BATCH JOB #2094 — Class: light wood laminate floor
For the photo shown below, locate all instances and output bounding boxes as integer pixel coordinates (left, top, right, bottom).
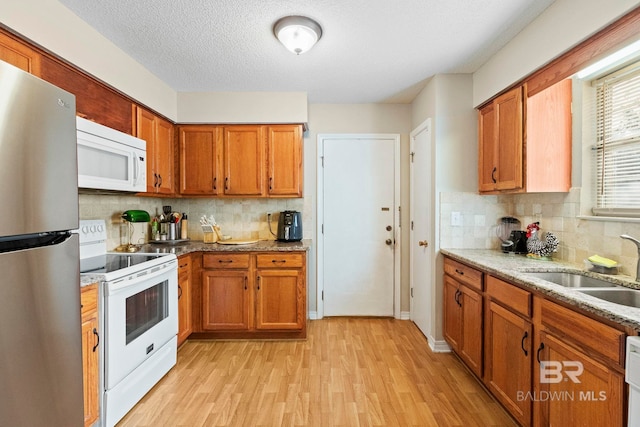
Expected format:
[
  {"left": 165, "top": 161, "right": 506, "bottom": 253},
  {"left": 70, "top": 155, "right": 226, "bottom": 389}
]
[{"left": 118, "top": 318, "right": 516, "bottom": 426}]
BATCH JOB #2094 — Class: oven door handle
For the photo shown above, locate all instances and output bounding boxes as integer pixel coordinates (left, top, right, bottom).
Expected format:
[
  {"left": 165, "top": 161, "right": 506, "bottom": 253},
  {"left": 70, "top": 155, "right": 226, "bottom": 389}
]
[{"left": 106, "top": 261, "right": 177, "bottom": 295}]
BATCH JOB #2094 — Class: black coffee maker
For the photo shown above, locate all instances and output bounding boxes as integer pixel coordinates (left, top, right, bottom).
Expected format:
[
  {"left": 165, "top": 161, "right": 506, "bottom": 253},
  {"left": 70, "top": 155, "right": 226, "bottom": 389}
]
[
  {"left": 277, "top": 210, "right": 303, "bottom": 241},
  {"left": 503, "top": 230, "right": 528, "bottom": 254}
]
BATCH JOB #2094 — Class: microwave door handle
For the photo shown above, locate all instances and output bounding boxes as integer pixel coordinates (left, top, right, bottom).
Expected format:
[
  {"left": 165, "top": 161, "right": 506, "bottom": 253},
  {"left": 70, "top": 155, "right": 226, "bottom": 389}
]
[{"left": 134, "top": 153, "right": 141, "bottom": 185}]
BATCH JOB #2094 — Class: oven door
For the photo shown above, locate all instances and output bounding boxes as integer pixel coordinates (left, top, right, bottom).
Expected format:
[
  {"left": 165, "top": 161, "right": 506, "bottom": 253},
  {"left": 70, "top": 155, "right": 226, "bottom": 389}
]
[{"left": 104, "top": 262, "right": 177, "bottom": 389}]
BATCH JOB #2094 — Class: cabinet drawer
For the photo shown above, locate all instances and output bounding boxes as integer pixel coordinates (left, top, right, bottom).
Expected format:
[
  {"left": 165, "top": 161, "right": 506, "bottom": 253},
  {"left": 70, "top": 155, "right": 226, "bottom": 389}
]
[
  {"left": 203, "top": 253, "right": 250, "bottom": 269},
  {"left": 486, "top": 275, "right": 531, "bottom": 318},
  {"left": 540, "top": 298, "right": 625, "bottom": 366},
  {"left": 256, "top": 253, "right": 304, "bottom": 268},
  {"left": 444, "top": 258, "right": 483, "bottom": 291},
  {"left": 81, "top": 284, "right": 98, "bottom": 318}
]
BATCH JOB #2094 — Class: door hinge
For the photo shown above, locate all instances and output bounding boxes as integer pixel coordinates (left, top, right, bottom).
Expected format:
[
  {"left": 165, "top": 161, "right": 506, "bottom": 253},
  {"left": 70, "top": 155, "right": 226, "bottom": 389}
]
[
  {"left": 411, "top": 220, "right": 414, "bottom": 230},
  {"left": 411, "top": 287, "right": 414, "bottom": 298},
  {"left": 321, "top": 156, "right": 324, "bottom": 167},
  {"left": 321, "top": 224, "right": 324, "bottom": 234},
  {"left": 410, "top": 152, "right": 415, "bottom": 163},
  {"left": 398, "top": 206, "right": 401, "bottom": 228},
  {"left": 322, "top": 290, "right": 324, "bottom": 301}
]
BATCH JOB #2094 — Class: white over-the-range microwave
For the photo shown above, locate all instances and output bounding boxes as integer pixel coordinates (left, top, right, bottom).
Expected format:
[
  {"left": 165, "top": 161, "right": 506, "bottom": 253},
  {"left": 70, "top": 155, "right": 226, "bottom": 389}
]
[{"left": 76, "top": 116, "right": 147, "bottom": 192}]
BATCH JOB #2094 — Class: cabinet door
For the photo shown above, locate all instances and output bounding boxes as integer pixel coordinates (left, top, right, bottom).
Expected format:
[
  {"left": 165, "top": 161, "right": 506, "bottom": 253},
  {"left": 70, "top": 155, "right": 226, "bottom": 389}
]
[
  {"left": 202, "top": 270, "right": 251, "bottom": 331},
  {"left": 494, "top": 86, "right": 523, "bottom": 191},
  {"left": 179, "top": 126, "right": 222, "bottom": 195},
  {"left": 485, "top": 301, "right": 532, "bottom": 427},
  {"left": 478, "top": 103, "right": 497, "bottom": 192},
  {"left": 255, "top": 269, "right": 304, "bottom": 330},
  {"left": 80, "top": 285, "right": 99, "bottom": 427},
  {"left": 443, "top": 275, "right": 461, "bottom": 351},
  {"left": 223, "top": 126, "right": 265, "bottom": 196},
  {"left": 155, "top": 116, "right": 175, "bottom": 195},
  {"left": 135, "top": 107, "right": 159, "bottom": 193},
  {"left": 536, "top": 332, "right": 624, "bottom": 427},
  {"left": 525, "top": 79, "right": 572, "bottom": 192},
  {"left": 267, "top": 125, "right": 303, "bottom": 197},
  {"left": 177, "top": 255, "right": 192, "bottom": 346},
  {"left": 460, "top": 285, "right": 483, "bottom": 377},
  {"left": 0, "top": 30, "right": 41, "bottom": 76}
]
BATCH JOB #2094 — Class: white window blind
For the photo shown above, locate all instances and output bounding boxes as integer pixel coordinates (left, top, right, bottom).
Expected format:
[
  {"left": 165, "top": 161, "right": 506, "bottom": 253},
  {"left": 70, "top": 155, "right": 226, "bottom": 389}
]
[{"left": 592, "top": 62, "right": 640, "bottom": 217}]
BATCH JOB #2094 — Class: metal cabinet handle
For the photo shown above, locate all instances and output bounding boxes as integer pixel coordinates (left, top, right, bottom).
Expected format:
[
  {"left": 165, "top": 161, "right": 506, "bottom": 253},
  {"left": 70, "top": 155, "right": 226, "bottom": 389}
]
[
  {"left": 269, "top": 177, "right": 273, "bottom": 191},
  {"left": 257, "top": 276, "right": 261, "bottom": 290},
  {"left": 271, "top": 259, "right": 286, "bottom": 264},
  {"left": 225, "top": 177, "right": 229, "bottom": 190},
  {"left": 218, "top": 259, "right": 233, "bottom": 264},
  {"left": 244, "top": 276, "right": 248, "bottom": 290},
  {"left": 536, "top": 342, "right": 545, "bottom": 364},
  {"left": 178, "top": 284, "right": 182, "bottom": 299},
  {"left": 213, "top": 177, "right": 217, "bottom": 190},
  {"left": 158, "top": 174, "right": 163, "bottom": 187},
  {"left": 454, "top": 289, "right": 462, "bottom": 307},
  {"left": 154, "top": 173, "right": 159, "bottom": 187},
  {"left": 491, "top": 167, "right": 497, "bottom": 184},
  {"left": 92, "top": 328, "right": 99, "bottom": 352},
  {"left": 521, "top": 331, "right": 528, "bottom": 356},
  {"left": 455, "top": 269, "right": 465, "bottom": 276}
]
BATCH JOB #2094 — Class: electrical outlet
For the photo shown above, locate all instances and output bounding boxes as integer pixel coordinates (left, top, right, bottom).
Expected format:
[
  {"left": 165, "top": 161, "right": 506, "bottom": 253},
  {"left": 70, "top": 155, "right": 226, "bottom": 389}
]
[{"left": 451, "top": 211, "right": 463, "bottom": 227}]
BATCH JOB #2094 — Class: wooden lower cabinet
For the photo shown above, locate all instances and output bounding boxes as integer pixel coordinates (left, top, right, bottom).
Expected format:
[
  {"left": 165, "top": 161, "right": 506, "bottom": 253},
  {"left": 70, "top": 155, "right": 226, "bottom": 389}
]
[
  {"left": 177, "top": 255, "right": 192, "bottom": 345},
  {"left": 443, "top": 261, "right": 483, "bottom": 378},
  {"left": 80, "top": 284, "right": 99, "bottom": 427},
  {"left": 199, "top": 251, "right": 306, "bottom": 339},
  {"left": 485, "top": 301, "right": 533, "bottom": 426},
  {"left": 536, "top": 331, "right": 624, "bottom": 427},
  {"left": 443, "top": 256, "right": 628, "bottom": 427}
]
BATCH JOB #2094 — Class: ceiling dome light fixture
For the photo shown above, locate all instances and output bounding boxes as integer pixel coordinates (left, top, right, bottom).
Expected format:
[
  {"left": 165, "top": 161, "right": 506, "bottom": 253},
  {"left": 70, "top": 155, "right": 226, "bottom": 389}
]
[{"left": 273, "top": 15, "right": 322, "bottom": 55}]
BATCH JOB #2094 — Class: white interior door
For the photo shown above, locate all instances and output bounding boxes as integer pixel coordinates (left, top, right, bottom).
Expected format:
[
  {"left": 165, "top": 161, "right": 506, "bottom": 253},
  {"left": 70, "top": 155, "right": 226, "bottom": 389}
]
[
  {"left": 320, "top": 135, "right": 399, "bottom": 317},
  {"left": 410, "top": 119, "right": 433, "bottom": 336}
]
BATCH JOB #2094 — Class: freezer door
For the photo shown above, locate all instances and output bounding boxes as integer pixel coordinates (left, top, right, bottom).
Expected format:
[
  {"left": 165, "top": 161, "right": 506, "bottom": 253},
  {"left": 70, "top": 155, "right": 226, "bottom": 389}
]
[
  {"left": 0, "top": 60, "right": 78, "bottom": 237},
  {"left": 0, "top": 234, "right": 84, "bottom": 426}
]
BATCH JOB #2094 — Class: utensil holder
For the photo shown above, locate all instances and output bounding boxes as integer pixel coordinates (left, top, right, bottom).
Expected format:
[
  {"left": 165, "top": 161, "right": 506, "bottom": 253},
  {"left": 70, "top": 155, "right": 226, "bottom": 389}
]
[{"left": 203, "top": 231, "right": 217, "bottom": 243}]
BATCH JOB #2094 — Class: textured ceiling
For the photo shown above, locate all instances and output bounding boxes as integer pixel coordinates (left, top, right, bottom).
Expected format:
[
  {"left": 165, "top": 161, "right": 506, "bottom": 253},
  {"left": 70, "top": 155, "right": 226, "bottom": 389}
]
[{"left": 56, "top": 0, "right": 556, "bottom": 103}]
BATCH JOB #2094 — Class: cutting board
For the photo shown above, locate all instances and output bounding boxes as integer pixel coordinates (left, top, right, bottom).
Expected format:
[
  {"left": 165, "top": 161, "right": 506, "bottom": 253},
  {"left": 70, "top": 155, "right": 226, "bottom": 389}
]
[{"left": 216, "top": 239, "right": 259, "bottom": 245}]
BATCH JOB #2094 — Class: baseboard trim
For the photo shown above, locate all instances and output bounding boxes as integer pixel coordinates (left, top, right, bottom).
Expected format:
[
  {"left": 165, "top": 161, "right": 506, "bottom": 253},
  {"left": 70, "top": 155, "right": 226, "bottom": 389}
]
[
  {"left": 399, "top": 311, "right": 410, "bottom": 320},
  {"left": 308, "top": 311, "right": 319, "bottom": 320},
  {"left": 428, "top": 337, "right": 451, "bottom": 353}
]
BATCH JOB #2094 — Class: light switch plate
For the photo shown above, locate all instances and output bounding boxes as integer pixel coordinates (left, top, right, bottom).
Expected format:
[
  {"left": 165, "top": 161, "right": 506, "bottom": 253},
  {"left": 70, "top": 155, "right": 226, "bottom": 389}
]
[{"left": 451, "top": 211, "right": 463, "bottom": 227}]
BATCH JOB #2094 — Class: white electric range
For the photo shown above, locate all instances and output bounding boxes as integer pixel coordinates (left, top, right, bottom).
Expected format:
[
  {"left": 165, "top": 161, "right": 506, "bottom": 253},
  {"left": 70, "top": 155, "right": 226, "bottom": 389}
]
[{"left": 79, "top": 220, "right": 178, "bottom": 427}]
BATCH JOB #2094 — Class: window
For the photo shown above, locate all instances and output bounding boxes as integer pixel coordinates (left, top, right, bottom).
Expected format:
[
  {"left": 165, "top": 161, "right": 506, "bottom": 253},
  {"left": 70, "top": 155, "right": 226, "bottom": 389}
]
[{"left": 591, "top": 61, "right": 640, "bottom": 217}]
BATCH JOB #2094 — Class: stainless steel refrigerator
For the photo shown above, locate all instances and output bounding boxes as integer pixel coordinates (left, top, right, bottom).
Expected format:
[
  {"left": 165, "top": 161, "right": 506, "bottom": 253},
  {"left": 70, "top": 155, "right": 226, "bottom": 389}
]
[{"left": 0, "top": 60, "right": 84, "bottom": 426}]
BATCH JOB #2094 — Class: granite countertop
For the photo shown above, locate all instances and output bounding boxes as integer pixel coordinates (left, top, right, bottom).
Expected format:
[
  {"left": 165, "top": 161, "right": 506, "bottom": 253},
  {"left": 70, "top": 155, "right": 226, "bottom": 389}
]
[
  {"left": 80, "top": 239, "right": 311, "bottom": 287},
  {"left": 441, "top": 248, "right": 640, "bottom": 331}
]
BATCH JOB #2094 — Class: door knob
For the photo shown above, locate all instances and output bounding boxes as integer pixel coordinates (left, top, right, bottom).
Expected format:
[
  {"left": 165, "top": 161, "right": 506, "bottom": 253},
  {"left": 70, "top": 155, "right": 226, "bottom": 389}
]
[
  {"left": 418, "top": 240, "right": 429, "bottom": 247},
  {"left": 385, "top": 239, "right": 393, "bottom": 245},
  {"left": 386, "top": 225, "right": 392, "bottom": 231}
]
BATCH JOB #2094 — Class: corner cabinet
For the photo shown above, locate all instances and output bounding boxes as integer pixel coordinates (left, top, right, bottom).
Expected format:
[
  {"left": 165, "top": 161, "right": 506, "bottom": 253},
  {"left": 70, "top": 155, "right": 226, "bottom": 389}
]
[
  {"left": 199, "top": 251, "right": 306, "bottom": 339},
  {"left": 478, "top": 79, "right": 571, "bottom": 194},
  {"left": 80, "top": 284, "right": 99, "bottom": 427},
  {"left": 177, "top": 124, "right": 303, "bottom": 198},
  {"left": 133, "top": 106, "right": 175, "bottom": 195}
]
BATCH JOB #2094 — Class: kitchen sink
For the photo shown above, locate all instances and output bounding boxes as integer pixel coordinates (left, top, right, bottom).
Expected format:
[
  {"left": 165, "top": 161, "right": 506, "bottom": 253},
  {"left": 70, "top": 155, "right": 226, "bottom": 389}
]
[
  {"left": 522, "top": 271, "right": 620, "bottom": 288},
  {"left": 577, "top": 288, "right": 640, "bottom": 308}
]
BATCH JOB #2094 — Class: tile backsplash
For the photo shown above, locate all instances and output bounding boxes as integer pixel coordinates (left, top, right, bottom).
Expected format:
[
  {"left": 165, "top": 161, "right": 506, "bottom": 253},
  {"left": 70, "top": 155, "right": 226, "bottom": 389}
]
[
  {"left": 79, "top": 193, "right": 307, "bottom": 250},
  {"left": 439, "top": 188, "right": 640, "bottom": 277}
]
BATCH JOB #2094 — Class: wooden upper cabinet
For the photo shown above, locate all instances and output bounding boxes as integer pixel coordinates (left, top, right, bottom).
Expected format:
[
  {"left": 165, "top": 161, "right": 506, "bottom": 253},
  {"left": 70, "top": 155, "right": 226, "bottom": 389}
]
[
  {"left": 134, "top": 106, "right": 175, "bottom": 195},
  {"left": 525, "top": 79, "right": 572, "bottom": 192},
  {"left": 0, "top": 30, "right": 41, "bottom": 76},
  {"left": 478, "top": 81, "right": 571, "bottom": 194},
  {"left": 267, "top": 125, "right": 303, "bottom": 197},
  {"left": 179, "top": 125, "right": 222, "bottom": 195},
  {"left": 223, "top": 125, "right": 265, "bottom": 196},
  {"left": 478, "top": 86, "right": 524, "bottom": 193}
]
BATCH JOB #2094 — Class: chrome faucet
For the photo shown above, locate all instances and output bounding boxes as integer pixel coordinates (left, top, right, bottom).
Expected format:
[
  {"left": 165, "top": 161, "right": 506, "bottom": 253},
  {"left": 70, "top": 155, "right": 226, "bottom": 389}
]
[{"left": 621, "top": 234, "right": 640, "bottom": 282}]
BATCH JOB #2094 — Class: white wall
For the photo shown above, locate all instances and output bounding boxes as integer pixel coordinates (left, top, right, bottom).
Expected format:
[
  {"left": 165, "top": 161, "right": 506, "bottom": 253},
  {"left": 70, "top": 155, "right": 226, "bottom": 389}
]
[
  {"left": 473, "top": 0, "right": 640, "bottom": 106},
  {"left": 410, "top": 74, "right": 476, "bottom": 346},
  {"left": 177, "top": 92, "right": 308, "bottom": 124},
  {"left": 0, "top": 0, "right": 179, "bottom": 119}
]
